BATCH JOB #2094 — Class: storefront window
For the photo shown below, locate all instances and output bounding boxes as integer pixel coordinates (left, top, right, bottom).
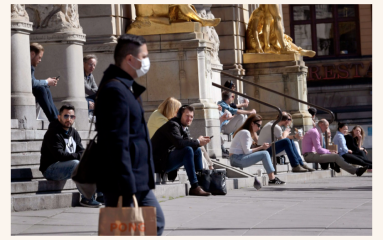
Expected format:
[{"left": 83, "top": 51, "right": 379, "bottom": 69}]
[{"left": 290, "top": 4, "right": 360, "bottom": 58}]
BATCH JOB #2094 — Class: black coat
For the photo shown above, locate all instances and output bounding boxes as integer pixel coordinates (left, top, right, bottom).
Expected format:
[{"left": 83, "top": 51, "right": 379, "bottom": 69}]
[
  {"left": 344, "top": 134, "right": 367, "bottom": 159},
  {"left": 39, "top": 120, "right": 84, "bottom": 173},
  {"left": 95, "top": 64, "right": 155, "bottom": 195},
  {"left": 151, "top": 117, "right": 200, "bottom": 173}
]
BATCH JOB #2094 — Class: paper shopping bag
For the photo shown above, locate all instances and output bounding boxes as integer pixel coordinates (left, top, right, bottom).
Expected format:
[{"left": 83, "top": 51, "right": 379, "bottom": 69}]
[{"left": 98, "top": 195, "right": 157, "bottom": 236}]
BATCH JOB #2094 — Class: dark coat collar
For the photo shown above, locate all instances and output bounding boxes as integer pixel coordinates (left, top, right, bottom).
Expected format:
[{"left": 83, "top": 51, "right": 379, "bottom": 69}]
[{"left": 101, "top": 64, "right": 146, "bottom": 98}]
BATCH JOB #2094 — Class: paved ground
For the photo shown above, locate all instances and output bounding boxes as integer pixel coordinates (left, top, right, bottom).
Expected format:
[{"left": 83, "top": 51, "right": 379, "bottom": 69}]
[{"left": 11, "top": 173, "right": 372, "bottom": 236}]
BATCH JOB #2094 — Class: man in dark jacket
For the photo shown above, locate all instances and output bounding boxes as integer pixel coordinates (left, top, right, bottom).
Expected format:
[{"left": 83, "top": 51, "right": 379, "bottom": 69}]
[
  {"left": 39, "top": 104, "right": 102, "bottom": 207},
  {"left": 151, "top": 105, "right": 212, "bottom": 196},
  {"left": 95, "top": 34, "right": 164, "bottom": 236}
]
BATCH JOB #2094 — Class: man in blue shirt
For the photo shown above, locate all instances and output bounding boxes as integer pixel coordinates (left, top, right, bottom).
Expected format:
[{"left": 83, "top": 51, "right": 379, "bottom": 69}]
[
  {"left": 218, "top": 91, "right": 256, "bottom": 135},
  {"left": 30, "top": 43, "right": 59, "bottom": 122}
]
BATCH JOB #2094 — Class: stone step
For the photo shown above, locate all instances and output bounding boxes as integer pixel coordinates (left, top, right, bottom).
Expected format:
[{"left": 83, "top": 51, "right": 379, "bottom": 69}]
[
  {"left": 11, "top": 166, "right": 43, "bottom": 180},
  {"left": 11, "top": 190, "right": 80, "bottom": 212},
  {"left": 11, "top": 140, "right": 89, "bottom": 153},
  {"left": 259, "top": 169, "right": 334, "bottom": 185},
  {"left": 35, "top": 120, "right": 50, "bottom": 130},
  {"left": 11, "top": 152, "right": 41, "bottom": 166},
  {"left": 11, "top": 179, "right": 77, "bottom": 194},
  {"left": 11, "top": 119, "right": 19, "bottom": 129},
  {"left": 11, "top": 129, "right": 97, "bottom": 141}
]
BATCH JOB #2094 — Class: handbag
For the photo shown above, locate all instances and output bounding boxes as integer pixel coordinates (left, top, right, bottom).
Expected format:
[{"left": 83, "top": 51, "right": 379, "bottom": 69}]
[
  {"left": 196, "top": 169, "right": 227, "bottom": 195},
  {"left": 98, "top": 195, "right": 157, "bottom": 236}
]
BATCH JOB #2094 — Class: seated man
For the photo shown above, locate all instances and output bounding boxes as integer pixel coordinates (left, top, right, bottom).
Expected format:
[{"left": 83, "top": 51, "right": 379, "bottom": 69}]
[
  {"left": 151, "top": 105, "right": 211, "bottom": 196},
  {"left": 83, "top": 54, "right": 98, "bottom": 117},
  {"left": 218, "top": 91, "right": 256, "bottom": 135},
  {"left": 30, "top": 43, "right": 59, "bottom": 122},
  {"left": 258, "top": 112, "right": 315, "bottom": 172},
  {"left": 223, "top": 80, "right": 249, "bottom": 109},
  {"left": 301, "top": 119, "right": 368, "bottom": 176},
  {"left": 39, "top": 104, "right": 103, "bottom": 207}
]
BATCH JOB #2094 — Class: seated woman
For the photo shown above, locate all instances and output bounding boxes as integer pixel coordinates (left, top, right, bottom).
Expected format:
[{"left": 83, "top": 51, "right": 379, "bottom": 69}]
[
  {"left": 344, "top": 125, "right": 372, "bottom": 168},
  {"left": 229, "top": 114, "right": 286, "bottom": 188},
  {"left": 147, "top": 97, "right": 213, "bottom": 169},
  {"left": 333, "top": 123, "right": 372, "bottom": 169}
]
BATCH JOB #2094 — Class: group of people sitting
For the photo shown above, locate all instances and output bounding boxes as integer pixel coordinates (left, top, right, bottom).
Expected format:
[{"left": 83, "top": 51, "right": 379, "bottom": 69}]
[{"left": 30, "top": 42, "right": 99, "bottom": 123}]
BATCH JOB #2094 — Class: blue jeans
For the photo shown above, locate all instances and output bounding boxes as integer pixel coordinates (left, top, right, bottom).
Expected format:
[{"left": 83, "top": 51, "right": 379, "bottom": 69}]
[
  {"left": 266, "top": 138, "right": 304, "bottom": 167},
  {"left": 43, "top": 160, "right": 101, "bottom": 200},
  {"left": 166, "top": 146, "right": 202, "bottom": 185},
  {"left": 86, "top": 94, "right": 96, "bottom": 114},
  {"left": 32, "top": 85, "right": 59, "bottom": 122},
  {"left": 104, "top": 190, "right": 165, "bottom": 236},
  {"left": 229, "top": 151, "right": 275, "bottom": 174}
]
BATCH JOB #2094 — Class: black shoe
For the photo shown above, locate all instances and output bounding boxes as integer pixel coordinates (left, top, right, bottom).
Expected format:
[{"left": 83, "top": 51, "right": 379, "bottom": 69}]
[
  {"left": 80, "top": 198, "right": 102, "bottom": 208},
  {"left": 356, "top": 166, "right": 368, "bottom": 177},
  {"left": 96, "top": 195, "right": 104, "bottom": 204},
  {"left": 222, "top": 151, "right": 229, "bottom": 158},
  {"left": 268, "top": 177, "right": 286, "bottom": 185}
]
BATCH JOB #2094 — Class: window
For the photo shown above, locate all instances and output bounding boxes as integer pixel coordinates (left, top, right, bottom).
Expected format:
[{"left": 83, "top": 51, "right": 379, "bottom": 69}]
[{"left": 290, "top": 5, "right": 360, "bottom": 59}]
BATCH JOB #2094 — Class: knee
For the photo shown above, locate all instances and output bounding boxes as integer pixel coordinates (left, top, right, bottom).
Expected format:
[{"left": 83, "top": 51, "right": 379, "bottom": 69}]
[
  {"left": 70, "top": 160, "right": 80, "bottom": 168},
  {"left": 184, "top": 146, "right": 194, "bottom": 156}
]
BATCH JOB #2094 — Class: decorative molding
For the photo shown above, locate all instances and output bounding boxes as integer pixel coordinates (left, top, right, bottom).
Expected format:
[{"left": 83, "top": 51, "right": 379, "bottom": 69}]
[
  {"left": 30, "top": 32, "right": 86, "bottom": 43},
  {"left": 11, "top": 4, "right": 29, "bottom": 22},
  {"left": 83, "top": 44, "right": 116, "bottom": 53},
  {"left": 26, "top": 4, "right": 83, "bottom": 34},
  {"left": 11, "top": 21, "right": 33, "bottom": 32}
]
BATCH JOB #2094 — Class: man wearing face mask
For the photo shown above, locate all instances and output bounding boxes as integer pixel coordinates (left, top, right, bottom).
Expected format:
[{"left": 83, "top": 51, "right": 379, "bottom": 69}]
[{"left": 95, "top": 34, "right": 165, "bottom": 235}]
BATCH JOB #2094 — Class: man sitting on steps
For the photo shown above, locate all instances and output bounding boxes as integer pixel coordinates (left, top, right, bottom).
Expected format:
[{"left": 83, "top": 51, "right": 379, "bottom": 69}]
[
  {"left": 151, "top": 105, "right": 212, "bottom": 196},
  {"left": 39, "top": 104, "right": 103, "bottom": 207}
]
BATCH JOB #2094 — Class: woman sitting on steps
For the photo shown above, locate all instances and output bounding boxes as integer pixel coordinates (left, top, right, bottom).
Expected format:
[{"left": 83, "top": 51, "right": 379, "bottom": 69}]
[{"left": 229, "top": 114, "right": 286, "bottom": 189}]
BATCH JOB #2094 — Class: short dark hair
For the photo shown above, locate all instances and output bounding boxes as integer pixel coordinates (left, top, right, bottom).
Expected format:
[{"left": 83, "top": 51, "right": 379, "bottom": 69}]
[
  {"left": 224, "top": 80, "right": 235, "bottom": 89},
  {"left": 308, "top": 107, "right": 317, "bottom": 117},
  {"left": 114, "top": 34, "right": 147, "bottom": 66},
  {"left": 59, "top": 104, "right": 75, "bottom": 114},
  {"left": 222, "top": 91, "right": 232, "bottom": 101},
  {"left": 30, "top": 43, "right": 44, "bottom": 55},
  {"left": 276, "top": 112, "right": 291, "bottom": 121},
  {"left": 338, "top": 122, "right": 347, "bottom": 131},
  {"left": 177, "top": 105, "right": 194, "bottom": 118}
]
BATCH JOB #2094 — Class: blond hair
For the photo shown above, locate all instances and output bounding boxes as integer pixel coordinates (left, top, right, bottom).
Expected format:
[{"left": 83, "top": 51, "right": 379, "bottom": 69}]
[{"left": 157, "top": 97, "right": 182, "bottom": 119}]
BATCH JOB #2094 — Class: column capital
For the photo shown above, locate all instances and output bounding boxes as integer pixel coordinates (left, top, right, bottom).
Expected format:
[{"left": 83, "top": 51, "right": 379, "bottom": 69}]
[{"left": 30, "top": 32, "right": 86, "bottom": 44}]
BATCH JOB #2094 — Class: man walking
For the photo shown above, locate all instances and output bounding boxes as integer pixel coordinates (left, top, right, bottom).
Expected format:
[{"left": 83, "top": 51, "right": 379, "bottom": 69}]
[
  {"left": 151, "top": 105, "right": 212, "bottom": 196},
  {"left": 302, "top": 119, "right": 368, "bottom": 176},
  {"left": 39, "top": 104, "right": 102, "bottom": 207},
  {"left": 95, "top": 34, "right": 165, "bottom": 235},
  {"left": 30, "top": 43, "right": 59, "bottom": 122}
]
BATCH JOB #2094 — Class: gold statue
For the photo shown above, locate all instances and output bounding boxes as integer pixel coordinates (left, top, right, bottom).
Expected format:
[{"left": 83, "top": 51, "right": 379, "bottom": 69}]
[
  {"left": 246, "top": 4, "right": 315, "bottom": 57},
  {"left": 127, "top": 4, "right": 220, "bottom": 35}
]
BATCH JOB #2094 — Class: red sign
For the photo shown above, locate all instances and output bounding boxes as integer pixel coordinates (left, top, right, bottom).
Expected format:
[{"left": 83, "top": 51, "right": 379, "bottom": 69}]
[{"left": 307, "top": 62, "right": 372, "bottom": 81}]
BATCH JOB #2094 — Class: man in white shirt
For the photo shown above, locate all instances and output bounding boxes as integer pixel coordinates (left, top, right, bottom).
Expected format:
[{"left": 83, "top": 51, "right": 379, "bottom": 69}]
[{"left": 258, "top": 112, "right": 315, "bottom": 172}]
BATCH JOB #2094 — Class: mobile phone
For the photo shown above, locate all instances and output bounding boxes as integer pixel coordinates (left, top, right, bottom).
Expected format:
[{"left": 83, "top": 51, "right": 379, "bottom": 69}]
[
  {"left": 56, "top": 76, "right": 60, "bottom": 80},
  {"left": 210, "top": 135, "right": 214, "bottom": 139}
]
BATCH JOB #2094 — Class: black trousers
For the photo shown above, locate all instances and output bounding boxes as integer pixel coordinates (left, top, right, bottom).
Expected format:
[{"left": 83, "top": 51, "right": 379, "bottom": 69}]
[
  {"left": 342, "top": 153, "right": 372, "bottom": 169},
  {"left": 32, "top": 85, "right": 59, "bottom": 122},
  {"left": 103, "top": 190, "right": 165, "bottom": 236}
]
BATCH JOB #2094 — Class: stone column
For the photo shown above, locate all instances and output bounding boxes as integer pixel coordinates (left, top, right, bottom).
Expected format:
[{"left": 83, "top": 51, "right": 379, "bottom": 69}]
[
  {"left": 26, "top": 4, "right": 88, "bottom": 130},
  {"left": 11, "top": 4, "right": 36, "bottom": 129}
]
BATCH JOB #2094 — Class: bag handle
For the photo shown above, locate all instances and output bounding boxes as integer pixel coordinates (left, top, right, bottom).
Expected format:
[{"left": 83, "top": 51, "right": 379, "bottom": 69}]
[{"left": 117, "top": 195, "right": 139, "bottom": 208}]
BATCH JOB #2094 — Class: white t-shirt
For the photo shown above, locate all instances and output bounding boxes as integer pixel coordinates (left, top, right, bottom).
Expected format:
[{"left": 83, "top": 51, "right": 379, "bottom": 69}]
[
  {"left": 257, "top": 120, "right": 283, "bottom": 145},
  {"left": 229, "top": 129, "right": 253, "bottom": 155}
]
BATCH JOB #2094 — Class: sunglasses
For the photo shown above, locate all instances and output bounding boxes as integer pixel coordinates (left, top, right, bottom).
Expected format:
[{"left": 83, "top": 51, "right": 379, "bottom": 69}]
[
  {"left": 63, "top": 114, "right": 76, "bottom": 120},
  {"left": 253, "top": 122, "right": 262, "bottom": 128},
  {"left": 287, "top": 118, "right": 292, "bottom": 121}
]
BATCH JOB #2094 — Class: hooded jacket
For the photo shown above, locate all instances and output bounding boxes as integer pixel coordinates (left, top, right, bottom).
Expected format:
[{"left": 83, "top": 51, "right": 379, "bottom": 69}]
[
  {"left": 95, "top": 64, "right": 155, "bottom": 195},
  {"left": 39, "top": 119, "right": 84, "bottom": 173}
]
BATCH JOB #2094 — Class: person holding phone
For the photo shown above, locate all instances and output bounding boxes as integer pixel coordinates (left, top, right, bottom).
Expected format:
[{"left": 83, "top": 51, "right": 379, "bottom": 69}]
[
  {"left": 229, "top": 114, "right": 286, "bottom": 187},
  {"left": 30, "top": 43, "right": 59, "bottom": 122}
]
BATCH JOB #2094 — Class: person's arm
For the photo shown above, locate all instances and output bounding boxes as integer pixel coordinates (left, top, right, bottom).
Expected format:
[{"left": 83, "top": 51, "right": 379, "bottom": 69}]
[
  {"left": 49, "top": 134, "right": 82, "bottom": 161},
  {"left": 31, "top": 69, "right": 48, "bottom": 87},
  {"left": 236, "top": 109, "right": 256, "bottom": 115},
  {"left": 311, "top": 131, "right": 331, "bottom": 154},
  {"left": 238, "top": 131, "right": 253, "bottom": 154},
  {"left": 90, "top": 75, "right": 99, "bottom": 94},
  {"left": 167, "top": 122, "right": 200, "bottom": 149},
  {"left": 74, "top": 131, "right": 85, "bottom": 157}
]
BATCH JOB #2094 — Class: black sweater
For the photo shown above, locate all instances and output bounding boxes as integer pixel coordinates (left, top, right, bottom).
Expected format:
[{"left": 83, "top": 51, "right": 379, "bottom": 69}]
[{"left": 39, "top": 120, "right": 84, "bottom": 173}]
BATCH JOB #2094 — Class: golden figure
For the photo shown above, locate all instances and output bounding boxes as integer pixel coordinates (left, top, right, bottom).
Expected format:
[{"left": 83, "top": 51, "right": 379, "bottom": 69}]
[
  {"left": 127, "top": 4, "right": 220, "bottom": 34},
  {"left": 246, "top": 4, "right": 315, "bottom": 57}
]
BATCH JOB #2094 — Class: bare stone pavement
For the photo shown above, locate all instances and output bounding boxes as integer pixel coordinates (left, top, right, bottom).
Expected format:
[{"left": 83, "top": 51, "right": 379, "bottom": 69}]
[{"left": 11, "top": 173, "right": 372, "bottom": 236}]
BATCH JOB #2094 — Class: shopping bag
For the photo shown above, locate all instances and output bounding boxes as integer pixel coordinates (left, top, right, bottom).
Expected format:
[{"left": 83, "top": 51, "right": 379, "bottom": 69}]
[
  {"left": 196, "top": 169, "right": 212, "bottom": 192},
  {"left": 98, "top": 195, "right": 157, "bottom": 236}
]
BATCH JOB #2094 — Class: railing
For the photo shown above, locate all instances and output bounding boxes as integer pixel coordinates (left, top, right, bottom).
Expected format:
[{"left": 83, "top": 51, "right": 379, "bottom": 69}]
[
  {"left": 212, "top": 83, "right": 282, "bottom": 174},
  {"left": 220, "top": 71, "right": 336, "bottom": 170}
]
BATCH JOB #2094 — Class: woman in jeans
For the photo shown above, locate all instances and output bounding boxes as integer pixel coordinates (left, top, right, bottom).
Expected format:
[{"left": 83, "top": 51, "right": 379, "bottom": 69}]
[
  {"left": 229, "top": 114, "right": 286, "bottom": 189},
  {"left": 333, "top": 123, "right": 372, "bottom": 169}
]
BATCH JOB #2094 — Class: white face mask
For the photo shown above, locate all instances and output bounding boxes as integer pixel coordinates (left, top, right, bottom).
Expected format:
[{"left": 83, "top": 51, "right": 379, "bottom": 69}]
[{"left": 128, "top": 56, "right": 150, "bottom": 78}]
